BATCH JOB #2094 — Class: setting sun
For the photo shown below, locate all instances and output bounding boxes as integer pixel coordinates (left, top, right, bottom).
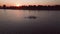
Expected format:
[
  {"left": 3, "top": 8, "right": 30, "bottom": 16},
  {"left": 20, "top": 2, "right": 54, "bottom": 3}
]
[{"left": 16, "top": 4, "right": 20, "bottom": 6}]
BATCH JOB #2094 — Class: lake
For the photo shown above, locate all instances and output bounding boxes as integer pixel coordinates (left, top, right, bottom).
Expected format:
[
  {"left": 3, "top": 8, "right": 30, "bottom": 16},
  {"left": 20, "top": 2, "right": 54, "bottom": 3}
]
[{"left": 0, "top": 9, "right": 60, "bottom": 34}]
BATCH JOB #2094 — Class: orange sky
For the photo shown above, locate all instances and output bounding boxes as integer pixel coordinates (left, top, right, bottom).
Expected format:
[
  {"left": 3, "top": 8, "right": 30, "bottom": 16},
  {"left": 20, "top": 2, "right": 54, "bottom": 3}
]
[{"left": 0, "top": 0, "right": 60, "bottom": 6}]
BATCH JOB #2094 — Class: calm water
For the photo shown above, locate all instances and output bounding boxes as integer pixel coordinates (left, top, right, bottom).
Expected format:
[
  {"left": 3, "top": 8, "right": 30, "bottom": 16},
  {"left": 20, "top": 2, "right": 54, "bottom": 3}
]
[{"left": 0, "top": 9, "right": 60, "bottom": 34}]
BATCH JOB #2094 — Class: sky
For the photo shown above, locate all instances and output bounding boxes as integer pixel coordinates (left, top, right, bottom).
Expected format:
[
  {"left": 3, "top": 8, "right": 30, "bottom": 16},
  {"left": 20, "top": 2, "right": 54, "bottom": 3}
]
[{"left": 0, "top": 0, "right": 60, "bottom": 6}]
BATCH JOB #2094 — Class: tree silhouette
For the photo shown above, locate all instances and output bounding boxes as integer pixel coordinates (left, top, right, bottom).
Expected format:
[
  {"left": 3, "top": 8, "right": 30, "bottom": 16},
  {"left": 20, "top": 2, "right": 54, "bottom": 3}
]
[{"left": 3, "top": 5, "right": 6, "bottom": 9}]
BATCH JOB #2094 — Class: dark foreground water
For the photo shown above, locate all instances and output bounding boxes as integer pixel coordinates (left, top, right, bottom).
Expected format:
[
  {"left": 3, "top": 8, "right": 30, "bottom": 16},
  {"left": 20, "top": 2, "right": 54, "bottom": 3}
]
[{"left": 0, "top": 9, "right": 60, "bottom": 34}]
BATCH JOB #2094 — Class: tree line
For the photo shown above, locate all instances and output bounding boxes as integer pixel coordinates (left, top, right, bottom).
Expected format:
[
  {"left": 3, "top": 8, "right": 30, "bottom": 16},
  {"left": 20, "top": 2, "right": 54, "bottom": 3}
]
[{"left": 0, "top": 5, "right": 60, "bottom": 10}]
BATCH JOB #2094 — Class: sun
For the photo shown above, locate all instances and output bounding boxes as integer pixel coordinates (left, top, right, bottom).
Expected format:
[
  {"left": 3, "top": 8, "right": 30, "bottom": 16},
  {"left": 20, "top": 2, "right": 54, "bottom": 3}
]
[
  {"left": 16, "top": 4, "right": 20, "bottom": 6},
  {"left": 15, "top": 3, "right": 22, "bottom": 6},
  {"left": 15, "top": 4, "right": 20, "bottom": 7}
]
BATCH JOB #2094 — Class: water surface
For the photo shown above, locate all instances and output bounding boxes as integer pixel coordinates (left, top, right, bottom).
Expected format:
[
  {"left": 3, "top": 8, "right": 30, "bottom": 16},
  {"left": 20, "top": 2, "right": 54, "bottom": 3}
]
[{"left": 0, "top": 9, "right": 60, "bottom": 34}]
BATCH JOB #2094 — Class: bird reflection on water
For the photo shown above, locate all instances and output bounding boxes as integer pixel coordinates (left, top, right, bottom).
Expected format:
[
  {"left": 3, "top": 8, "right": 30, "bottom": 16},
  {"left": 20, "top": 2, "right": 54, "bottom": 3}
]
[{"left": 25, "top": 16, "right": 37, "bottom": 19}]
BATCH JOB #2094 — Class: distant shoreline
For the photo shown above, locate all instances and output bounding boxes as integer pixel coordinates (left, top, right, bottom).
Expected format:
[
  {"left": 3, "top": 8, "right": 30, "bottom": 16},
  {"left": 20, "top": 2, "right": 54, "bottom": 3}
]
[
  {"left": 0, "top": 5, "right": 60, "bottom": 10},
  {"left": 0, "top": 9, "right": 60, "bottom": 11}
]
